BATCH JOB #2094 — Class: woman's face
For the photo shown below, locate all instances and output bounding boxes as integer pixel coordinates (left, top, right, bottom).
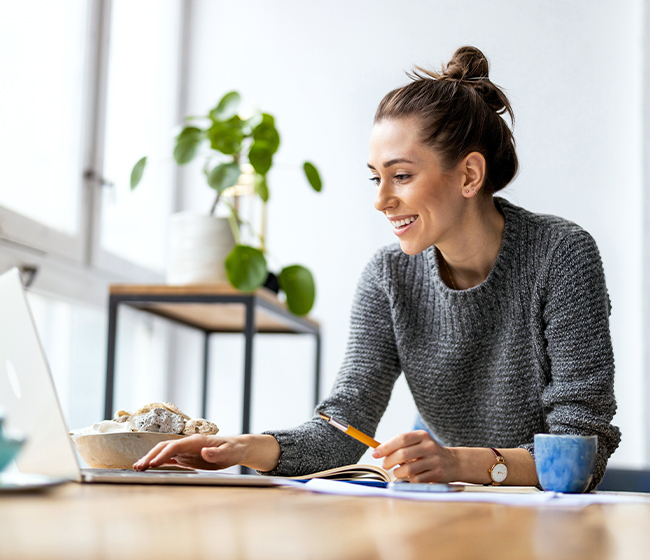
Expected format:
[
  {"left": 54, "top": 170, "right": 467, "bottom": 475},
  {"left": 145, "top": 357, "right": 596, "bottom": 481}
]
[{"left": 368, "top": 117, "right": 467, "bottom": 255}]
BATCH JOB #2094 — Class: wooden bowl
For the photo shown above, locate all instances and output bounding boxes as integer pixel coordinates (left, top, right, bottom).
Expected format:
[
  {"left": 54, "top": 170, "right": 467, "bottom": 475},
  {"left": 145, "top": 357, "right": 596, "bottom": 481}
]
[{"left": 71, "top": 432, "right": 185, "bottom": 469}]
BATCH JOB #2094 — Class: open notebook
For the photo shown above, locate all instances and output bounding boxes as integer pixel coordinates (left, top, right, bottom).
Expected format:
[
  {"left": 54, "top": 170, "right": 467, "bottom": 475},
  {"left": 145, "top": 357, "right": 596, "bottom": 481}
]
[{"left": 290, "top": 464, "right": 395, "bottom": 483}]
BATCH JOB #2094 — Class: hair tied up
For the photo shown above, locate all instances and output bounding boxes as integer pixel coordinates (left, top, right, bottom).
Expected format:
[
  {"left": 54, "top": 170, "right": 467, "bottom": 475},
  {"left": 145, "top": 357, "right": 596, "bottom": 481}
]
[{"left": 374, "top": 45, "right": 519, "bottom": 194}]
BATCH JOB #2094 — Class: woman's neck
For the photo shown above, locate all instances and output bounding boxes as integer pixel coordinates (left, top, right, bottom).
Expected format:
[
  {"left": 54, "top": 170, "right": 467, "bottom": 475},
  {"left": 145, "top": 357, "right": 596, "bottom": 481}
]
[{"left": 437, "top": 197, "right": 505, "bottom": 290}]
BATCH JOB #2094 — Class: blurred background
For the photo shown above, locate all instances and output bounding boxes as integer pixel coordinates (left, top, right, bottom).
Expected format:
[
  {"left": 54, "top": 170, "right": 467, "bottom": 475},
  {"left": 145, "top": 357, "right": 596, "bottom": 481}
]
[{"left": 0, "top": 0, "right": 647, "bottom": 468}]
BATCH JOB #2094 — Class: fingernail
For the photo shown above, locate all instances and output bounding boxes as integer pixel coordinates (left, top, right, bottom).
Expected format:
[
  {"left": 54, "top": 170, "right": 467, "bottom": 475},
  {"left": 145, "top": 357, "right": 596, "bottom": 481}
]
[{"left": 371, "top": 450, "right": 379, "bottom": 458}]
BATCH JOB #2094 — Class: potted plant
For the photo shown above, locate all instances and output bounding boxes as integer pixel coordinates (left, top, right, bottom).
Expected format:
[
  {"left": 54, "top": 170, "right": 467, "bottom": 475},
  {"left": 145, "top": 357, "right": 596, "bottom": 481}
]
[{"left": 131, "top": 91, "right": 322, "bottom": 316}]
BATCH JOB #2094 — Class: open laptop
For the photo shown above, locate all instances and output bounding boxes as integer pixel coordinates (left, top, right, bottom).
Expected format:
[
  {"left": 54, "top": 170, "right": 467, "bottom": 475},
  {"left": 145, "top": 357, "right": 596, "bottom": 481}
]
[{"left": 0, "top": 267, "right": 287, "bottom": 487}]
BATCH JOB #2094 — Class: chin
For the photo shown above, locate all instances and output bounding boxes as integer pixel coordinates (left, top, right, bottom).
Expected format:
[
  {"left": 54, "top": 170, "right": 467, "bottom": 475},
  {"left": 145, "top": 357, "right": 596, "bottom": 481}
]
[{"left": 398, "top": 240, "right": 428, "bottom": 256}]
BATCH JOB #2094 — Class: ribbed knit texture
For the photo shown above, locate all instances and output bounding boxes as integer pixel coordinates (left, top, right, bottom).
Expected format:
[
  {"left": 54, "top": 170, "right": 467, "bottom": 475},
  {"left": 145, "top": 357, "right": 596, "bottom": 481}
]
[{"left": 262, "top": 199, "right": 621, "bottom": 490}]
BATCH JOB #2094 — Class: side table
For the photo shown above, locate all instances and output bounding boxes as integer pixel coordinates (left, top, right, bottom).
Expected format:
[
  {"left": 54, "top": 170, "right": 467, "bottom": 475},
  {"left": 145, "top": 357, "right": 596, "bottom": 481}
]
[{"left": 104, "top": 283, "right": 321, "bottom": 437}]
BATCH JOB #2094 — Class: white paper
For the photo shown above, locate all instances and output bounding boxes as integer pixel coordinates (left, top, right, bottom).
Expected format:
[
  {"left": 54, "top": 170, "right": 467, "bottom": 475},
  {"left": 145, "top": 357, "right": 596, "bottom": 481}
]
[{"left": 302, "top": 479, "right": 650, "bottom": 508}]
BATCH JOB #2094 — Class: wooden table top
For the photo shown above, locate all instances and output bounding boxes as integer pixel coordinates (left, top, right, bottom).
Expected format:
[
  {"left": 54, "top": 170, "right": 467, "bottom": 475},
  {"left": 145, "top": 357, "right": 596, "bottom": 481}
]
[
  {"left": 109, "top": 283, "right": 319, "bottom": 333},
  {"left": 1, "top": 482, "right": 649, "bottom": 560}
]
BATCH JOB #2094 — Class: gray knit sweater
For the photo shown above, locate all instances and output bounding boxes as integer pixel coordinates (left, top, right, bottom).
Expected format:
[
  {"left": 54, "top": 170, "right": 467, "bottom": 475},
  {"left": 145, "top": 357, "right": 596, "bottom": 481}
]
[{"left": 263, "top": 198, "right": 621, "bottom": 489}]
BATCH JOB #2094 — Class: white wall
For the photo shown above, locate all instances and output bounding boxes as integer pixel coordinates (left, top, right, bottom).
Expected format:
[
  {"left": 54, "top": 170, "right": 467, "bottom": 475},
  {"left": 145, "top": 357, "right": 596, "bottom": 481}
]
[{"left": 178, "top": 0, "right": 646, "bottom": 466}]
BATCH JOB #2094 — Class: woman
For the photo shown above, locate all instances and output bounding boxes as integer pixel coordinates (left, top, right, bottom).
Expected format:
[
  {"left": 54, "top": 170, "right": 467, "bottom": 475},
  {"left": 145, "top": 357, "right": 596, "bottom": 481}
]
[{"left": 135, "top": 46, "right": 620, "bottom": 489}]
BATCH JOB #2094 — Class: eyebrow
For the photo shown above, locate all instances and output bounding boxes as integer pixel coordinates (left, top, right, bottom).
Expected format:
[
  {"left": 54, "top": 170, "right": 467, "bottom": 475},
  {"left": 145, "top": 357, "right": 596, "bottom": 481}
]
[{"left": 367, "top": 158, "right": 415, "bottom": 170}]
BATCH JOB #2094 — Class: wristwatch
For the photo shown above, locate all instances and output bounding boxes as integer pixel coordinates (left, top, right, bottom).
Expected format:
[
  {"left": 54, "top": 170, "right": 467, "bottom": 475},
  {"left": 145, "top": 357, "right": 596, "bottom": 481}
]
[{"left": 488, "top": 447, "right": 508, "bottom": 485}]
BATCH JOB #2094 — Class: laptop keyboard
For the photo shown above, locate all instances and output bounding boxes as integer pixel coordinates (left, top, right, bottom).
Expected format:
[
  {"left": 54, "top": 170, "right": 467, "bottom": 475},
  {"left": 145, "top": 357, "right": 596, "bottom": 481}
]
[{"left": 81, "top": 468, "right": 198, "bottom": 476}]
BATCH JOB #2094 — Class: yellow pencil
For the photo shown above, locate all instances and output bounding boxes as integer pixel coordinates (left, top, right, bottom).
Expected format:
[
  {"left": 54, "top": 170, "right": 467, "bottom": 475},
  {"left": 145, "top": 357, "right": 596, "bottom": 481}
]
[{"left": 318, "top": 412, "right": 381, "bottom": 449}]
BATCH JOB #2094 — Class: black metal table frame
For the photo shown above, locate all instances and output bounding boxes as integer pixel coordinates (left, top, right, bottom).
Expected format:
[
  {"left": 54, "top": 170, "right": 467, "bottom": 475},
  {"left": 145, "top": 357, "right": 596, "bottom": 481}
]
[{"left": 104, "top": 292, "right": 322, "bottom": 438}]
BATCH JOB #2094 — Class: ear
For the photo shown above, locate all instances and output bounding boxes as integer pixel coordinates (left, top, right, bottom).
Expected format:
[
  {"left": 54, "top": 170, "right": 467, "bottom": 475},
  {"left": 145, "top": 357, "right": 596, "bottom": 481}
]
[{"left": 460, "top": 152, "right": 486, "bottom": 199}]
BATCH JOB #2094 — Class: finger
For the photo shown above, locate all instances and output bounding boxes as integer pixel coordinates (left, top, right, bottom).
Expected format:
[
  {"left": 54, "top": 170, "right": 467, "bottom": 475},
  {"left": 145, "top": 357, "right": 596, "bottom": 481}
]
[
  {"left": 133, "top": 440, "right": 178, "bottom": 470},
  {"left": 372, "top": 431, "right": 429, "bottom": 458},
  {"left": 394, "top": 458, "right": 447, "bottom": 483},
  {"left": 172, "top": 454, "right": 216, "bottom": 470},
  {"left": 200, "top": 444, "right": 238, "bottom": 469},
  {"left": 147, "top": 436, "right": 209, "bottom": 468},
  {"left": 381, "top": 441, "right": 430, "bottom": 470},
  {"left": 393, "top": 458, "right": 432, "bottom": 480},
  {"left": 134, "top": 435, "right": 206, "bottom": 470},
  {"left": 381, "top": 437, "right": 436, "bottom": 470}
]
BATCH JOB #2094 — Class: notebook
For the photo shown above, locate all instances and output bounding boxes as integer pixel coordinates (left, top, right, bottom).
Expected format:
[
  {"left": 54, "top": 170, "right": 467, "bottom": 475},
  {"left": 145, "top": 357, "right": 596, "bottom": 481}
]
[{"left": 0, "top": 267, "right": 285, "bottom": 487}]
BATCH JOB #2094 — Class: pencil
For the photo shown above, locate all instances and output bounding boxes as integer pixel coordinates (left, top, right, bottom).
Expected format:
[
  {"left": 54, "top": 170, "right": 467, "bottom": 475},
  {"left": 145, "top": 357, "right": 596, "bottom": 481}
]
[{"left": 318, "top": 412, "right": 381, "bottom": 449}]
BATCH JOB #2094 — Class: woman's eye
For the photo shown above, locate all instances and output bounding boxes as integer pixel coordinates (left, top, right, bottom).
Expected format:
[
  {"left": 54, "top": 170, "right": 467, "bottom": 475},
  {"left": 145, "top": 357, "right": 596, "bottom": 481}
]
[
  {"left": 369, "top": 176, "right": 380, "bottom": 185},
  {"left": 394, "top": 174, "right": 411, "bottom": 182}
]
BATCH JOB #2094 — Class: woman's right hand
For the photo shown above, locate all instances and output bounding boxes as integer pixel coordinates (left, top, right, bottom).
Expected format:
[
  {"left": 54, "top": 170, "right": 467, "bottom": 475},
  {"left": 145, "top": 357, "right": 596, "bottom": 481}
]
[{"left": 133, "top": 433, "right": 281, "bottom": 472}]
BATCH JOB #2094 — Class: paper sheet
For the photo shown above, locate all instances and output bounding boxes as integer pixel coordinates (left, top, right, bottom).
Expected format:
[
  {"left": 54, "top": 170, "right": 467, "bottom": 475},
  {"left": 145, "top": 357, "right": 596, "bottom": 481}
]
[{"left": 302, "top": 479, "right": 650, "bottom": 508}]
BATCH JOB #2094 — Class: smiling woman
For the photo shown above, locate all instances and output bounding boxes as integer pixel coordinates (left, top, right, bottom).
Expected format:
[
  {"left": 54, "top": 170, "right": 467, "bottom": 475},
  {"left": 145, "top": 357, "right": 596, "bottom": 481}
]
[{"left": 134, "top": 46, "right": 621, "bottom": 492}]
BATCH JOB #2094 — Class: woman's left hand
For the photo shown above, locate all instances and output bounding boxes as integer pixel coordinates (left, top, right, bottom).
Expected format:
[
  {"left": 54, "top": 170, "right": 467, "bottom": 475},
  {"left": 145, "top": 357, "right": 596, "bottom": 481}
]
[{"left": 372, "top": 430, "right": 459, "bottom": 482}]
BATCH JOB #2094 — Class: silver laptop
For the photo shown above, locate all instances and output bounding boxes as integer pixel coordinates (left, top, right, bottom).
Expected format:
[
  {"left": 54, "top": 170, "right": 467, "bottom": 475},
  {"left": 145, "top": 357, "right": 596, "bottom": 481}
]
[{"left": 0, "top": 267, "right": 286, "bottom": 487}]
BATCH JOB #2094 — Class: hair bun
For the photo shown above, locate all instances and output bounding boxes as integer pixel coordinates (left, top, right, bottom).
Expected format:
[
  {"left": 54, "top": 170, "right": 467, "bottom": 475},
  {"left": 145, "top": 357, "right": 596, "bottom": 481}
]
[
  {"left": 440, "top": 46, "right": 512, "bottom": 122},
  {"left": 443, "top": 46, "right": 489, "bottom": 81}
]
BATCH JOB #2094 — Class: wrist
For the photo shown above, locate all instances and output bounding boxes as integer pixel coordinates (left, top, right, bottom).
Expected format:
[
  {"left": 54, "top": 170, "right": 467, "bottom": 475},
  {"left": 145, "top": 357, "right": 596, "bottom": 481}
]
[
  {"left": 239, "top": 434, "right": 281, "bottom": 472},
  {"left": 450, "top": 447, "right": 494, "bottom": 484},
  {"left": 447, "top": 447, "right": 463, "bottom": 482}
]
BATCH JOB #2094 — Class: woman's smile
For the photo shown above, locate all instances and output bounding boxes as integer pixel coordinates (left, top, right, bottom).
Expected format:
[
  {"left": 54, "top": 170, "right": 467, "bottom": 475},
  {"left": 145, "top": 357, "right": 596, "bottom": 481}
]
[{"left": 388, "top": 214, "right": 419, "bottom": 236}]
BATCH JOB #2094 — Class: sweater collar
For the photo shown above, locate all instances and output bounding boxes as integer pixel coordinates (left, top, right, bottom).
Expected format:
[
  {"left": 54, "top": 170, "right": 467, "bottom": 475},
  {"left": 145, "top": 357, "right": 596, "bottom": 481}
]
[{"left": 425, "top": 197, "right": 520, "bottom": 297}]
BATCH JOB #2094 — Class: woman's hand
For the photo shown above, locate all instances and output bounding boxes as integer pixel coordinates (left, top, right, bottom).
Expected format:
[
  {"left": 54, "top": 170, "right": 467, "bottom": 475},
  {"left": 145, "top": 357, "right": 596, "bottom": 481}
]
[
  {"left": 371, "top": 430, "right": 459, "bottom": 482},
  {"left": 133, "top": 433, "right": 281, "bottom": 472},
  {"left": 133, "top": 434, "right": 247, "bottom": 471}
]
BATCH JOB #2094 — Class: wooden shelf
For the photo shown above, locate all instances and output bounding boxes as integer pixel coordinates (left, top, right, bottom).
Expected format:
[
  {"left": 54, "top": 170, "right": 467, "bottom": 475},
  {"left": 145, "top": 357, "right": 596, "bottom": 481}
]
[{"left": 109, "top": 283, "right": 319, "bottom": 334}]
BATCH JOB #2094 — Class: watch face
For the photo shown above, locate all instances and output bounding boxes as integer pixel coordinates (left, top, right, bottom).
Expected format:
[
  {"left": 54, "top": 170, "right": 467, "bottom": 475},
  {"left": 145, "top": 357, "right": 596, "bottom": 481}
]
[{"left": 491, "top": 463, "right": 508, "bottom": 483}]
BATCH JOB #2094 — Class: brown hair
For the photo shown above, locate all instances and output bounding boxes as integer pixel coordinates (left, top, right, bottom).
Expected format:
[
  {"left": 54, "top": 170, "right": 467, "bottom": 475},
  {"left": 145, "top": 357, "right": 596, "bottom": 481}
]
[{"left": 374, "top": 46, "right": 518, "bottom": 194}]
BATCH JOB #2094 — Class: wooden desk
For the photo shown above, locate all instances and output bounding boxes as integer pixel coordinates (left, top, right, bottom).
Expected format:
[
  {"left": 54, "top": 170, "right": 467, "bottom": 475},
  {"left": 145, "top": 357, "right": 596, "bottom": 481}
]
[
  {"left": 105, "top": 284, "right": 321, "bottom": 435},
  {"left": 2, "top": 483, "right": 649, "bottom": 560}
]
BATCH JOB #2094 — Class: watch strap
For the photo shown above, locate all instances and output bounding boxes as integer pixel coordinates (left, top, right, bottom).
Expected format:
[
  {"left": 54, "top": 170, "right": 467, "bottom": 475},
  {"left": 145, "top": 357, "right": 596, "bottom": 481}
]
[{"left": 489, "top": 447, "right": 504, "bottom": 462}]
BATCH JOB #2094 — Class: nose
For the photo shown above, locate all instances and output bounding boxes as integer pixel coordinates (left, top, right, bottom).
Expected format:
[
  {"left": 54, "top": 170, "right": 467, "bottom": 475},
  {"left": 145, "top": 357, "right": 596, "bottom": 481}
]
[{"left": 374, "top": 179, "right": 397, "bottom": 213}]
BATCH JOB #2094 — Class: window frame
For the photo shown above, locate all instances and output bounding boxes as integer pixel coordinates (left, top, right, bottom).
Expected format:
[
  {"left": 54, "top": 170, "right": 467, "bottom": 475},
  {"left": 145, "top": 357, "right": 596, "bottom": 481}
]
[{"left": 0, "top": 0, "right": 191, "bottom": 306}]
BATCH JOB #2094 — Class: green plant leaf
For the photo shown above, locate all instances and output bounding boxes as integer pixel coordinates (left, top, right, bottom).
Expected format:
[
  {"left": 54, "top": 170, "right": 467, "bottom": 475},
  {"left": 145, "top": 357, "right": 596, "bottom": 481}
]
[
  {"left": 254, "top": 174, "right": 269, "bottom": 202},
  {"left": 278, "top": 265, "right": 315, "bottom": 316},
  {"left": 208, "top": 162, "right": 241, "bottom": 193},
  {"left": 210, "top": 91, "right": 240, "bottom": 121},
  {"left": 130, "top": 157, "right": 147, "bottom": 190},
  {"left": 225, "top": 245, "right": 268, "bottom": 292},
  {"left": 207, "top": 116, "right": 244, "bottom": 155},
  {"left": 249, "top": 141, "right": 273, "bottom": 175},
  {"left": 252, "top": 113, "right": 280, "bottom": 154},
  {"left": 177, "top": 126, "right": 203, "bottom": 141},
  {"left": 174, "top": 127, "right": 203, "bottom": 164},
  {"left": 303, "top": 161, "right": 322, "bottom": 192}
]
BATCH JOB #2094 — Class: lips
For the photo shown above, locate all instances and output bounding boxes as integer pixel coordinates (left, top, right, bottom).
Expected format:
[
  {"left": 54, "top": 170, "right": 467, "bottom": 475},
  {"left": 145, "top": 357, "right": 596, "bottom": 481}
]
[
  {"left": 389, "top": 215, "right": 417, "bottom": 228},
  {"left": 388, "top": 215, "right": 418, "bottom": 236}
]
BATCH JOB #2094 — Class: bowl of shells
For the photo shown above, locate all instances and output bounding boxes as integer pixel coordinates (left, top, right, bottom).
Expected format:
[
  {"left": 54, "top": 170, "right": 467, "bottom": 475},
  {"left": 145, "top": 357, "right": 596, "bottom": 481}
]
[{"left": 69, "top": 402, "right": 219, "bottom": 469}]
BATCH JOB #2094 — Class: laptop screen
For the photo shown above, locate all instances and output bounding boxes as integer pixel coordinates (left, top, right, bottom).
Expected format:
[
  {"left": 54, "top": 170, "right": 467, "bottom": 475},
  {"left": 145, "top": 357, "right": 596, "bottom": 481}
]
[{"left": 0, "top": 268, "right": 80, "bottom": 481}]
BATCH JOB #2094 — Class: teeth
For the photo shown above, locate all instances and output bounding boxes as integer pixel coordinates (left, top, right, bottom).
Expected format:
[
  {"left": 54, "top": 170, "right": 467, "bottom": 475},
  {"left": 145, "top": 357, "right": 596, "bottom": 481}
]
[{"left": 390, "top": 216, "right": 416, "bottom": 228}]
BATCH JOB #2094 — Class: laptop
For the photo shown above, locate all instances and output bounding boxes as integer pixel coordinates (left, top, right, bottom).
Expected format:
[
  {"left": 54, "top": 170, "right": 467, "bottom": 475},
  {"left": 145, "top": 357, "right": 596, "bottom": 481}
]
[{"left": 0, "top": 267, "right": 287, "bottom": 487}]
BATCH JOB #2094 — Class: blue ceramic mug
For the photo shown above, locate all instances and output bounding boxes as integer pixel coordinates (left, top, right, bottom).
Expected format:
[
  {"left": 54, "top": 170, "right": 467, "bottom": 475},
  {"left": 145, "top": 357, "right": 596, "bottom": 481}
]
[
  {"left": 534, "top": 433, "right": 598, "bottom": 493},
  {"left": 0, "top": 414, "right": 26, "bottom": 473}
]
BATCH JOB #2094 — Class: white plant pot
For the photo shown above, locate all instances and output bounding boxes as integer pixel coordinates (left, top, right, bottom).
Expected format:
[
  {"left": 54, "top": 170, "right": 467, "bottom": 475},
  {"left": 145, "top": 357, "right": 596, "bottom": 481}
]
[{"left": 166, "top": 212, "right": 236, "bottom": 285}]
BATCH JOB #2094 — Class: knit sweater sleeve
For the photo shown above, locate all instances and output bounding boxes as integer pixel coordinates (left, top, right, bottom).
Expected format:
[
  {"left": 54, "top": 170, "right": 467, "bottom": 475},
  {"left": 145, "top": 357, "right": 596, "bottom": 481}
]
[
  {"left": 259, "top": 250, "right": 403, "bottom": 476},
  {"left": 526, "top": 230, "right": 621, "bottom": 490}
]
